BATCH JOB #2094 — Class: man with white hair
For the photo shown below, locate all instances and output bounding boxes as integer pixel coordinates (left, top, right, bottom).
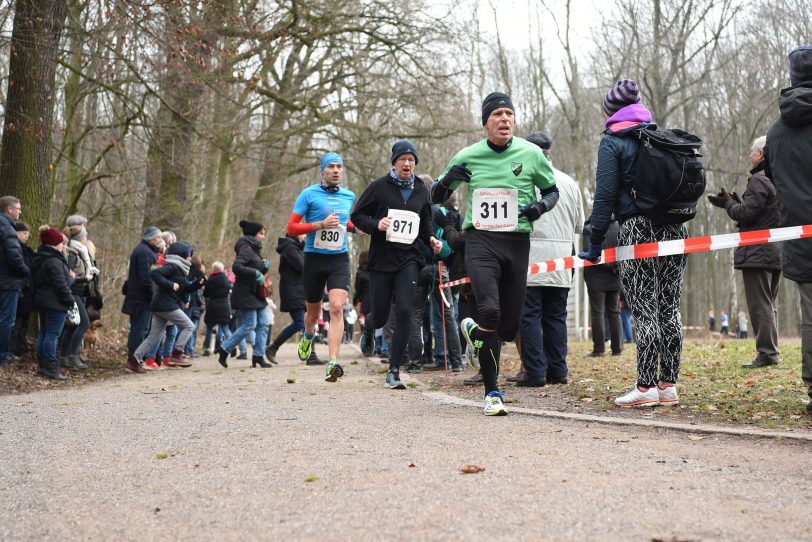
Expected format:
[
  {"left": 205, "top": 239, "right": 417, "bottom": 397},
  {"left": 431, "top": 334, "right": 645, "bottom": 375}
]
[{"left": 709, "top": 135, "right": 781, "bottom": 368}]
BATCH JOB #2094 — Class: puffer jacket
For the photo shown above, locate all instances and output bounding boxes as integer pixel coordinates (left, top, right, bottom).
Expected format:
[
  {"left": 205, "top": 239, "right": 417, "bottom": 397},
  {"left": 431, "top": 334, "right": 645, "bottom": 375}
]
[
  {"left": 31, "top": 245, "right": 74, "bottom": 312},
  {"left": 0, "top": 213, "right": 29, "bottom": 291},
  {"left": 231, "top": 236, "right": 268, "bottom": 310},
  {"left": 766, "top": 82, "right": 812, "bottom": 283},
  {"left": 276, "top": 236, "right": 305, "bottom": 313},
  {"left": 203, "top": 271, "right": 232, "bottom": 325},
  {"left": 724, "top": 162, "right": 782, "bottom": 270}
]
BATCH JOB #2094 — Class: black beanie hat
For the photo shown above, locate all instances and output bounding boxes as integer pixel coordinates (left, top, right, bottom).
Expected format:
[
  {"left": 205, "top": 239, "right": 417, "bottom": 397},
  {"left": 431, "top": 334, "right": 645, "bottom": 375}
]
[
  {"left": 789, "top": 45, "right": 812, "bottom": 87},
  {"left": 167, "top": 240, "right": 193, "bottom": 259},
  {"left": 390, "top": 140, "right": 418, "bottom": 165},
  {"left": 13, "top": 221, "right": 29, "bottom": 232},
  {"left": 239, "top": 220, "right": 264, "bottom": 236},
  {"left": 481, "top": 92, "right": 514, "bottom": 125},
  {"left": 525, "top": 131, "right": 552, "bottom": 150}
]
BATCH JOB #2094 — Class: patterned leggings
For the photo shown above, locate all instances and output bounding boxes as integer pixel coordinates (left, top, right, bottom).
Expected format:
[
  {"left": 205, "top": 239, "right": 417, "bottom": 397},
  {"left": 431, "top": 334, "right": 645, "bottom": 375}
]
[{"left": 618, "top": 216, "right": 687, "bottom": 387}]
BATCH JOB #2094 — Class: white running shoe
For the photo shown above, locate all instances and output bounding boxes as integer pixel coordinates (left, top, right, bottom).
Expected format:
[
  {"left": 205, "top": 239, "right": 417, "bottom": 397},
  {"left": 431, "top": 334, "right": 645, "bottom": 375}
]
[
  {"left": 483, "top": 391, "right": 508, "bottom": 416},
  {"left": 657, "top": 384, "right": 679, "bottom": 406},
  {"left": 614, "top": 384, "right": 660, "bottom": 407}
]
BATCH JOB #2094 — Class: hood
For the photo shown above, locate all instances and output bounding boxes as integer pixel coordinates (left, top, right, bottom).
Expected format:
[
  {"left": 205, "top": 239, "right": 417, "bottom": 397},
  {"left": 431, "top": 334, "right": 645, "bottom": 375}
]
[
  {"left": 605, "top": 103, "right": 653, "bottom": 131},
  {"left": 276, "top": 235, "right": 302, "bottom": 255},
  {"left": 234, "top": 235, "right": 262, "bottom": 255},
  {"left": 779, "top": 84, "right": 812, "bottom": 127}
]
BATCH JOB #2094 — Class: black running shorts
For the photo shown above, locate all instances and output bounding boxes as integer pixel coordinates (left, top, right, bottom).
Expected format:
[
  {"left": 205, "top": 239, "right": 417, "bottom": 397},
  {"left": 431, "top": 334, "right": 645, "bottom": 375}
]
[{"left": 303, "top": 252, "right": 351, "bottom": 303}]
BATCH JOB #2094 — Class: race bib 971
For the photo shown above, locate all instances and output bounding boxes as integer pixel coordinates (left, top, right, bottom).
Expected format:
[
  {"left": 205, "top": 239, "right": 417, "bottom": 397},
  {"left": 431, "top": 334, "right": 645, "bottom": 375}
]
[
  {"left": 386, "top": 209, "right": 420, "bottom": 244},
  {"left": 313, "top": 225, "right": 345, "bottom": 251},
  {"left": 472, "top": 188, "right": 518, "bottom": 231}
]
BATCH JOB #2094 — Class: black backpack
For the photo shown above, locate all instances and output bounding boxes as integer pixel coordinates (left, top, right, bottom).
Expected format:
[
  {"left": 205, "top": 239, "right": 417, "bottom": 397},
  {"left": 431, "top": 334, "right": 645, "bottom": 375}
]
[{"left": 631, "top": 125, "right": 705, "bottom": 224}]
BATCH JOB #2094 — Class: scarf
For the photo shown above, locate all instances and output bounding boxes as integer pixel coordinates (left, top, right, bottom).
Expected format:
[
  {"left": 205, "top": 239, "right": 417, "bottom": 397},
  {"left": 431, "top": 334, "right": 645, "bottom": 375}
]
[
  {"left": 69, "top": 239, "right": 94, "bottom": 277},
  {"left": 389, "top": 168, "right": 415, "bottom": 189},
  {"left": 320, "top": 179, "right": 340, "bottom": 193},
  {"left": 165, "top": 254, "right": 191, "bottom": 275}
]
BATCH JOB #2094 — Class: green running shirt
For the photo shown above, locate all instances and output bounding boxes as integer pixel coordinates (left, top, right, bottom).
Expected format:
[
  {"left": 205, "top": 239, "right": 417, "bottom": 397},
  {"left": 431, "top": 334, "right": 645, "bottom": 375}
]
[{"left": 438, "top": 137, "right": 556, "bottom": 233}]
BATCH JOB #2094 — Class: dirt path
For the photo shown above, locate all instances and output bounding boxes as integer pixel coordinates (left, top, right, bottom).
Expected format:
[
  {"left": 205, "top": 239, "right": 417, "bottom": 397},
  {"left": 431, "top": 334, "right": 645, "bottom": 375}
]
[{"left": 1, "top": 344, "right": 810, "bottom": 541}]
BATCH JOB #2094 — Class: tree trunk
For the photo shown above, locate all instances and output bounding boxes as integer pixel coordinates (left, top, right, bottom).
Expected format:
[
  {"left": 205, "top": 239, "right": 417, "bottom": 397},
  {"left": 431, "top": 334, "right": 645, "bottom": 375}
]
[{"left": 0, "top": 0, "right": 67, "bottom": 230}]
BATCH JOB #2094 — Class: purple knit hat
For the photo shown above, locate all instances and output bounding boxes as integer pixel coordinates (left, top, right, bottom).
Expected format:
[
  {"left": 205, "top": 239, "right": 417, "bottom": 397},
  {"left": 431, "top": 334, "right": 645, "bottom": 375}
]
[{"left": 603, "top": 79, "right": 641, "bottom": 116}]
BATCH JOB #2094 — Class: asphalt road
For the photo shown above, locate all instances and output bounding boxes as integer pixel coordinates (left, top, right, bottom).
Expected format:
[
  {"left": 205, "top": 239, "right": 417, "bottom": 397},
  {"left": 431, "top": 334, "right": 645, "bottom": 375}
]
[{"left": 1, "top": 344, "right": 809, "bottom": 541}]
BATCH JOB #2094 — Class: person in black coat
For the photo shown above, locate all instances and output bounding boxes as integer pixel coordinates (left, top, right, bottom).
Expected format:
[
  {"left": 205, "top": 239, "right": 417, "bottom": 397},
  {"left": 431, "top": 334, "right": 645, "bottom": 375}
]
[
  {"left": 583, "top": 215, "right": 622, "bottom": 357},
  {"left": 11, "top": 222, "right": 34, "bottom": 357},
  {"left": 0, "top": 196, "right": 29, "bottom": 367},
  {"left": 265, "top": 234, "right": 309, "bottom": 364},
  {"left": 352, "top": 250, "right": 372, "bottom": 339},
  {"left": 350, "top": 140, "right": 441, "bottom": 389},
  {"left": 122, "top": 226, "right": 163, "bottom": 357},
  {"left": 128, "top": 241, "right": 204, "bottom": 373},
  {"left": 216, "top": 221, "right": 272, "bottom": 369},
  {"left": 31, "top": 227, "right": 74, "bottom": 380},
  {"left": 709, "top": 135, "right": 782, "bottom": 368},
  {"left": 202, "top": 261, "right": 233, "bottom": 355},
  {"left": 183, "top": 256, "right": 206, "bottom": 356}
]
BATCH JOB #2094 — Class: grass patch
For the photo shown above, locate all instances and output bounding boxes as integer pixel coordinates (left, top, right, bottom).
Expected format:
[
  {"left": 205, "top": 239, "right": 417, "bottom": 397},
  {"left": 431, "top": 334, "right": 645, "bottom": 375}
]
[
  {"left": 554, "top": 339, "right": 808, "bottom": 428},
  {"left": 155, "top": 452, "right": 168, "bottom": 460},
  {"left": 351, "top": 361, "right": 359, "bottom": 365},
  {"left": 407, "top": 382, "right": 419, "bottom": 389},
  {"left": 426, "top": 385, "right": 440, "bottom": 392},
  {"left": 54, "top": 401, "right": 84, "bottom": 408},
  {"left": 304, "top": 475, "right": 318, "bottom": 483}
]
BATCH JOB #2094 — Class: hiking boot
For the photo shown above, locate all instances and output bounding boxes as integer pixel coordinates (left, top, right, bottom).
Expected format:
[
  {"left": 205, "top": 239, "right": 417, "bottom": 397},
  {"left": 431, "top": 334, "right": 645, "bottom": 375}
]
[
  {"left": 516, "top": 375, "right": 546, "bottom": 387},
  {"left": 422, "top": 363, "right": 446, "bottom": 372},
  {"left": 615, "top": 384, "right": 659, "bottom": 407},
  {"left": 67, "top": 355, "right": 88, "bottom": 370},
  {"left": 360, "top": 329, "right": 374, "bottom": 357},
  {"left": 547, "top": 376, "right": 568, "bottom": 385},
  {"left": 266, "top": 344, "right": 279, "bottom": 364},
  {"left": 325, "top": 357, "right": 344, "bottom": 382},
  {"left": 298, "top": 334, "right": 314, "bottom": 361},
  {"left": 657, "top": 383, "right": 679, "bottom": 406},
  {"left": 484, "top": 391, "right": 507, "bottom": 416},
  {"left": 143, "top": 358, "right": 162, "bottom": 371},
  {"left": 464, "top": 372, "right": 484, "bottom": 385},
  {"left": 216, "top": 347, "right": 229, "bottom": 368},
  {"left": 306, "top": 350, "right": 327, "bottom": 366},
  {"left": 126, "top": 356, "right": 146, "bottom": 374},
  {"left": 741, "top": 355, "right": 779, "bottom": 369},
  {"left": 588, "top": 351, "right": 605, "bottom": 358},
  {"left": 404, "top": 362, "right": 422, "bottom": 373},
  {"left": 38, "top": 366, "right": 68, "bottom": 381},
  {"left": 385, "top": 368, "right": 406, "bottom": 390}
]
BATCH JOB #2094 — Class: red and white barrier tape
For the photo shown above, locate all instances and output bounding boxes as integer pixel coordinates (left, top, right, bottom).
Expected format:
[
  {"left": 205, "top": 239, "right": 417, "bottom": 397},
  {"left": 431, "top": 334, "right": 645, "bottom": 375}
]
[{"left": 439, "top": 224, "right": 812, "bottom": 289}]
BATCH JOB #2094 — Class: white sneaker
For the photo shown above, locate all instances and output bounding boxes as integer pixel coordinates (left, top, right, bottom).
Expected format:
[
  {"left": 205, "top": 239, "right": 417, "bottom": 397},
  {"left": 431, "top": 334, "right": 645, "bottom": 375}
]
[
  {"left": 484, "top": 391, "right": 508, "bottom": 416},
  {"left": 657, "top": 384, "right": 679, "bottom": 406},
  {"left": 614, "top": 384, "right": 660, "bottom": 407}
]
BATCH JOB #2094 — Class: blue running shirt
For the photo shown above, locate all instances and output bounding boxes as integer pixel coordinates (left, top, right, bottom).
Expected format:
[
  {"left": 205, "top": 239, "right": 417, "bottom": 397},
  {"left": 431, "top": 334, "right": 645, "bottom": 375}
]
[{"left": 292, "top": 184, "right": 356, "bottom": 254}]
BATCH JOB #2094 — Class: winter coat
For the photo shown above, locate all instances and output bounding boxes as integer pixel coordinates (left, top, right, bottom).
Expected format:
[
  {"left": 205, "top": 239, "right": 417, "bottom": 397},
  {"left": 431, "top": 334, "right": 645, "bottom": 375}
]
[
  {"left": 31, "top": 245, "right": 74, "bottom": 312},
  {"left": 527, "top": 167, "right": 585, "bottom": 288},
  {"left": 122, "top": 240, "right": 158, "bottom": 313},
  {"left": 203, "top": 271, "right": 232, "bottom": 325},
  {"left": 766, "top": 83, "right": 812, "bottom": 283},
  {"left": 230, "top": 236, "right": 268, "bottom": 311},
  {"left": 723, "top": 162, "right": 782, "bottom": 270},
  {"left": 276, "top": 236, "right": 305, "bottom": 313},
  {"left": 186, "top": 265, "right": 205, "bottom": 319},
  {"left": 583, "top": 217, "right": 621, "bottom": 292},
  {"left": 350, "top": 174, "right": 434, "bottom": 273},
  {"left": 148, "top": 260, "right": 204, "bottom": 313},
  {"left": 0, "top": 213, "right": 30, "bottom": 291},
  {"left": 66, "top": 243, "right": 93, "bottom": 297}
]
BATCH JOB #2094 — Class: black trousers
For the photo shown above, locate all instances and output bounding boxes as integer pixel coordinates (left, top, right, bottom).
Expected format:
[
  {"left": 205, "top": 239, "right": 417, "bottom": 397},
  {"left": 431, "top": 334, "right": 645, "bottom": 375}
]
[{"left": 369, "top": 262, "right": 419, "bottom": 369}]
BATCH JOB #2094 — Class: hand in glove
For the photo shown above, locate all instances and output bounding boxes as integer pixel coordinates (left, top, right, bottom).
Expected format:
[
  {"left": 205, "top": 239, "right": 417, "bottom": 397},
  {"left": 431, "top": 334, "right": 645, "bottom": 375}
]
[
  {"left": 578, "top": 243, "right": 603, "bottom": 263},
  {"left": 708, "top": 187, "right": 733, "bottom": 208},
  {"left": 730, "top": 191, "right": 742, "bottom": 204},
  {"left": 440, "top": 162, "right": 471, "bottom": 187},
  {"left": 519, "top": 202, "right": 545, "bottom": 222}
]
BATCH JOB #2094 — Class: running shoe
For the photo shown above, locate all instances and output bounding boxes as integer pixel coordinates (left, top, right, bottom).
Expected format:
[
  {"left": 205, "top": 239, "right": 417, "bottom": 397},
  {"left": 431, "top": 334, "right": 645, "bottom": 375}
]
[
  {"left": 325, "top": 357, "right": 344, "bottom": 382},
  {"left": 460, "top": 318, "right": 481, "bottom": 359},
  {"left": 657, "top": 384, "right": 679, "bottom": 406},
  {"left": 614, "top": 384, "right": 660, "bottom": 407},
  {"left": 385, "top": 368, "right": 406, "bottom": 390},
  {"left": 484, "top": 390, "right": 508, "bottom": 416},
  {"left": 298, "top": 333, "right": 314, "bottom": 361},
  {"left": 464, "top": 343, "right": 478, "bottom": 369},
  {"left": 360, "top": 329, "right": 374, "bottom": 357},
  {"left": 143, "top": 358, "right": 162, "bottom": 371}
]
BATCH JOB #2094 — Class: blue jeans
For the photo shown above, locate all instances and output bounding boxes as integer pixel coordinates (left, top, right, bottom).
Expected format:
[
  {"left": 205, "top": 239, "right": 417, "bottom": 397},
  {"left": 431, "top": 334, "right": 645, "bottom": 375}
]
[
  {"left": 0, "top": 289, "right": 19, "bottom": 363},
  {"left": 126, "top": 302, "right": 151, "bottom": 357},
  {"left": 519, "top": 286, "right": 569, "bottom": 380},
  {"left": 203, "top": 323, "right": 233, "bottom": 350},
  {"left": 274, "top": 309, "right": 305, "bottom": 345},
  {"left": 430, "top": 278, "right": 462, "bottom": 366},
  {"left": 147, "top": 324, "right": 178, "bottom": 359},
  {"left": 621, "top": 306, "right": 634, "bottom": 343},
  {"left": 37, "top": 309, "right": 67, "bottom": 366},
  {"left": 185, "top": 317, "right": 201, "bottom": 354},
  {"left": 221, "top": 308, "right": 269, "bottom": 356}
]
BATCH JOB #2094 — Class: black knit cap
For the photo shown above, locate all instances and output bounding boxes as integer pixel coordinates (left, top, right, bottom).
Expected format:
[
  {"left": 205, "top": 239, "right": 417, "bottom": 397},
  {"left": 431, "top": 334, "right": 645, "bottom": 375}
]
[
  {"left": 525, "top": 131, "right": 552, "bottom": 150},
  {"left": 789, "top": 45, "right": 812, "bottom": 87},
  {"left": 481, "top": 92, "right": 514, "bottom": 125},
  {"left": 239, "top": 220, "right": 264, "bottom": 236},
  {"left": 167, "top": 240, "right": 193, "bottom": 259},
  {"left": 13, "top": 221, "right": 28, "bottom": 232},
  {"left": 391, "top": 140, "right": 418, "bottom": 165}
]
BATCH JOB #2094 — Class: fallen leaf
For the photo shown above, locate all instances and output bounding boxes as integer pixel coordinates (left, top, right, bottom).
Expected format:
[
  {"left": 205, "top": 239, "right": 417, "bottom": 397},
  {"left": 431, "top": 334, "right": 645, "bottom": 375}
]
[
  {"left": 408, "top": 463, "right": 416, "bottom": 468},
  {"left": 687, "top": 434, "right": 705, "bottom": 441},
  {"left": 743, "top": 379, "right": 755, "bottom": 387},
  {"left": 580, "top": 397, "right": 594, "bottom": 402},
  {"left": 460, "top": 465, "right": 485, "bottom": 474}
]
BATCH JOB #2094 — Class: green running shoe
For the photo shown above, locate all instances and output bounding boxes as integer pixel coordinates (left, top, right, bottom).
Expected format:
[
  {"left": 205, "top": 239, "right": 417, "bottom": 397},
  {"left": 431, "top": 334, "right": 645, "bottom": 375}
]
[
  {"left": 297, "top": 333, "right": 313, "bottom": 361},
  {"left": 325, "top": 357, "right": 344, "bottom": 382},
  {"left": 484, "top": 391, "right": 508, "bottom": 416}
]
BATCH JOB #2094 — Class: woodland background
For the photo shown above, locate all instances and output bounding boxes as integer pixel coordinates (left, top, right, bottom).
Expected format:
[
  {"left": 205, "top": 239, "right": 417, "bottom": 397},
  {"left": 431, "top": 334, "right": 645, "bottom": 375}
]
[{"left": 0, "top": 0, "right": 809, "bottom": 333}]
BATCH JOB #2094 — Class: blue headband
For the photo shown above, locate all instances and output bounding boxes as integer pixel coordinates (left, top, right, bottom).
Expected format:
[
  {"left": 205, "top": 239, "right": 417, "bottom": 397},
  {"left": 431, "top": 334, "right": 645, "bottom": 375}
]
[{"left": 320, "top": 152, "right": 344, "bottom": 172}]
